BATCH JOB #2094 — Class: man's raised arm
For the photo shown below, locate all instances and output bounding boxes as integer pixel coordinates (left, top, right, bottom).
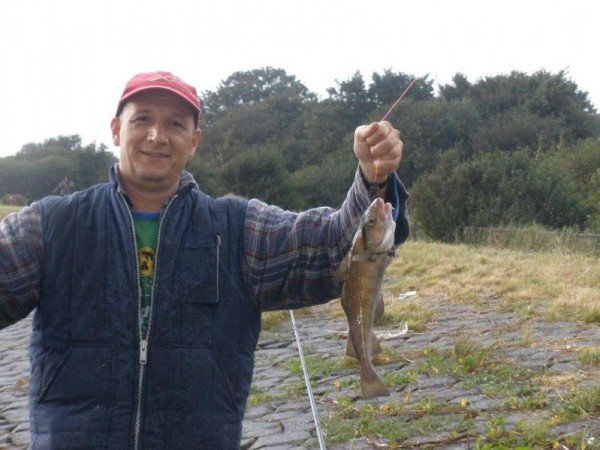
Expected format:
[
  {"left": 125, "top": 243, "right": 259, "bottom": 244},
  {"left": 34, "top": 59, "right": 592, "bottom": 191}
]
[
  {"left": 0, "top": 205, "right": 42, "bottom": 329},
  {"left": 243, "top": 121, "right": 408, "bottom": 311}
]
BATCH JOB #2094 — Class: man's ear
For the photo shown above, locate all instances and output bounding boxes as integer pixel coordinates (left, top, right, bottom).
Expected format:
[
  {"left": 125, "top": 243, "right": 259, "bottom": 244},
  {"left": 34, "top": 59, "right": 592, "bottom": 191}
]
[
  {"left": 110, "top": 117, "right": 121, "bottom": 146},
  {"left": 188, "top": 128, "right": 202, "bottom": 159}
]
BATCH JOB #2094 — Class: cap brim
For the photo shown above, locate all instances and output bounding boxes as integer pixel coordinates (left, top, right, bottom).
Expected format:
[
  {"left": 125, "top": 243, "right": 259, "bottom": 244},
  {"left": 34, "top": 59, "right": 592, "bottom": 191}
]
[{"left": 117, "top": 85, "right": 200, "bottom": 114}]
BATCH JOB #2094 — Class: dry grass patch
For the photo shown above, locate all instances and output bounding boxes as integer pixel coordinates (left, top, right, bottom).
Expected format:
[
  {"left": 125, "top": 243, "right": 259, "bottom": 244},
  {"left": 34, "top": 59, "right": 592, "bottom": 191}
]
[
  {"left": 578, "top": 348, "right": 600, "bottom": 367},
  {"left": 0, "top": 204, "right": 22, "bottom": 220},
  {"left": 324, "top": 297, "right": 433, "bottom": 332},
  {"left": 378, "top": 299, "right": 433, "bottom": 332},
  {"left": 387, "top": 241, "right": 600, "bottom": 323},
  {"left": 261, "top": 310, "right": 291, "bottom": 332},
  {"left": 261, "top": 306, "right": 323, "bottom": 332}
]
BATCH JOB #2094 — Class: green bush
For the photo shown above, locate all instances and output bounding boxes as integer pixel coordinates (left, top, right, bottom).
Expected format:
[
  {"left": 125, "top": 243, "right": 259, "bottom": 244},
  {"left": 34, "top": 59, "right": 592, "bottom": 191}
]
[{"left": 410, "top": 148, "right": 589, "bottom": 241}]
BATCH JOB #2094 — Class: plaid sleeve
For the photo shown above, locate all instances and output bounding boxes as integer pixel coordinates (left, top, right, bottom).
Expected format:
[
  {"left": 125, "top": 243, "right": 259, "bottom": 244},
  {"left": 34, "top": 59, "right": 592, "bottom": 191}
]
[
  {"left": 0, "top": 204, "right": 43, "bottom": 329},
  {"left": 242, "top": 167, "right": 409, "bottom": 311}
]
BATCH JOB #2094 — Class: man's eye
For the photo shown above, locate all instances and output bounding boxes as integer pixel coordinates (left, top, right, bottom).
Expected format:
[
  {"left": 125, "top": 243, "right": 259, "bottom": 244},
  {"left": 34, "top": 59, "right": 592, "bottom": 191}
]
[
  {"left": 135, "top": 116, "right": 150, "bottom": 123},
  {"left": 173, "top": 121, "right": 184, "bottom": 129}
]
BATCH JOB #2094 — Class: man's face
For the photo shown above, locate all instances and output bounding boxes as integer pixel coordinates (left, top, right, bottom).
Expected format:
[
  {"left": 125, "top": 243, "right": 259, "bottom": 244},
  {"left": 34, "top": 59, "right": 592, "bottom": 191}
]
[{"left": 111, "top": 89, "right": 201, "bottom": 192}]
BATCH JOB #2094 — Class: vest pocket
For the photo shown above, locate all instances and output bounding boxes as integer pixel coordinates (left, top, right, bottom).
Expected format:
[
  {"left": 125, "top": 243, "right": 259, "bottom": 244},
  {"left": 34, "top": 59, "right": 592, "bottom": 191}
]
[
  {"left": 36, "top": 346, "right": 113, "bottom": 404},
  {"left": 179, "top": 239, "right": 221, "bottom": 305}
]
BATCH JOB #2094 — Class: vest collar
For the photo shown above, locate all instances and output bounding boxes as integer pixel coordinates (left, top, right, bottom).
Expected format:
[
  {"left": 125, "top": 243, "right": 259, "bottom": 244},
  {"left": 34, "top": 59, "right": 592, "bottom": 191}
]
[{"left": 108, "top": 164, "right": 199, "bottom": 207}]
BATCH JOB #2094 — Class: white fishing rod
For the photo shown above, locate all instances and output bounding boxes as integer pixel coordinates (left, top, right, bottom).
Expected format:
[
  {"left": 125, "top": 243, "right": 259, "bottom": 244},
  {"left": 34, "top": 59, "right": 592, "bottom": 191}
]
[{"left": 289, "top": 310, "right": 326, "bottom": 450}]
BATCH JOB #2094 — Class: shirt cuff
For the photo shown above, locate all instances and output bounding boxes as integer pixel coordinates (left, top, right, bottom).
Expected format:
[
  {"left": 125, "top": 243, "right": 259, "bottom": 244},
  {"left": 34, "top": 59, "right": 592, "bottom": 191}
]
[{"left": 356, "top": 166, "right": 409, "bottom": 222}]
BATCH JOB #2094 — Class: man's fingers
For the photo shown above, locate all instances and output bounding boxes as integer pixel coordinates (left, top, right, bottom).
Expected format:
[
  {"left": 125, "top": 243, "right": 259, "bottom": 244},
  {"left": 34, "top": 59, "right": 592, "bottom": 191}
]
[
  {"left": 370, "top": 132, "right": 403, "bottom": 158},
  {"left": 375, "top": 156, "right": 401, "bottom": 176},
  {"left": 361, "top": 120, "right": 395, "bottom": 141},
  {"left": 365, "top": 122, "right": 381, "bottom": 139},
  {"left": 365, "top": 122, "right": 390, "bottom": 146}
]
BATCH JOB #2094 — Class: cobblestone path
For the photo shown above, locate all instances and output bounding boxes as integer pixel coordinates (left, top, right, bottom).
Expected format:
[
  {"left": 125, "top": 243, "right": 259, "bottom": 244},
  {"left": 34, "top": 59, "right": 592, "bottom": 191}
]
[{"left": 1, "top": 296, "right": 599, "bottom": 449}]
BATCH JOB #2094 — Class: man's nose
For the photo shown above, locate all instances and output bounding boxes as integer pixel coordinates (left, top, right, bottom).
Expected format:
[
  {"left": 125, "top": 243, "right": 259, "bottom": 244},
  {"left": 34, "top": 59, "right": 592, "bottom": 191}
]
[{"left": 147, "top": 124, "right": 169, "bottom": 144}]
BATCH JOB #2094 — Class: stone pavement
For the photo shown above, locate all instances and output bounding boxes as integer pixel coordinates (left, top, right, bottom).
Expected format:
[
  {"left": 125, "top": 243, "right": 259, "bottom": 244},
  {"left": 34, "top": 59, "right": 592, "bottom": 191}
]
[{"left": 1, "top": 296, "right": 599, "bottom": 449}]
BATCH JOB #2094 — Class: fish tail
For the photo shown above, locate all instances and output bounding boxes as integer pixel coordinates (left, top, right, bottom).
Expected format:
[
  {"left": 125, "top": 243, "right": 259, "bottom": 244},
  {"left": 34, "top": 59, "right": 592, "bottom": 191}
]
[{"left": 359, "top": 364, "right": 390, "bottom": 399}]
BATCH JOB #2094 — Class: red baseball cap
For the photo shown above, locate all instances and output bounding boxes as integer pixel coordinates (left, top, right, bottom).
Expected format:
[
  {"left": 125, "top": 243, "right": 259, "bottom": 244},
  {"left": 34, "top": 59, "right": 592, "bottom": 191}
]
[{"left": 116, "top": 71, "right": 201, "bottom": 125}]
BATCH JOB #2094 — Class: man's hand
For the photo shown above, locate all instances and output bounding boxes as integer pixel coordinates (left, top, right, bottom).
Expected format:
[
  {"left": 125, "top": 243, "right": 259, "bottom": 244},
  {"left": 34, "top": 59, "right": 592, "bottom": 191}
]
[{"left": 354, "top": 121, "right": 403, "bottom": 183}]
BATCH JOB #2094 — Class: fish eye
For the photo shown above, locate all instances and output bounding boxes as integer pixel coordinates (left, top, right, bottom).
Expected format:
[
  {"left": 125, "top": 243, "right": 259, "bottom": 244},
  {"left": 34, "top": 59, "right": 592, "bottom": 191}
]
[{"left": 367, "top": 217, "right": 375, "bottom": 225}]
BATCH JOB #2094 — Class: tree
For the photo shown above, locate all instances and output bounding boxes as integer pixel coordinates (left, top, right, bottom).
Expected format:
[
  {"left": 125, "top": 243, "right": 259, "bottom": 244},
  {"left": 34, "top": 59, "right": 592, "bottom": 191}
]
[
  {"left": 381, "top": 99, "right": 481, "bottom": 186},
  {"left": 202, "top": 67, "right": 314, "bottom": 123},
  {"left": 327, "top": 72, "right": 373, "bottom": 125},
  {"left": 220, "top": 144, "right": 299, "bottom": 208},
  {"left": 438, "top": 70, "right": 599, "bottom": 144},
  {"left": 368, "top": 69, "right": 434, "bottom": 107},
  {"left": 0, "top": 135, "right": 116, "bottom": 200}
]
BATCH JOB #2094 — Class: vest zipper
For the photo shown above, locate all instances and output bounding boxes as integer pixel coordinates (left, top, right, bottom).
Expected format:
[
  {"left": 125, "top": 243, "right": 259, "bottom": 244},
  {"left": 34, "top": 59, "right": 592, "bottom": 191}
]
[
  {"left": 136, "top": 194, "right": 177, "bottom": 450},
  {"left": 118, "top": 191, "right": 178, "bottom": 450}
]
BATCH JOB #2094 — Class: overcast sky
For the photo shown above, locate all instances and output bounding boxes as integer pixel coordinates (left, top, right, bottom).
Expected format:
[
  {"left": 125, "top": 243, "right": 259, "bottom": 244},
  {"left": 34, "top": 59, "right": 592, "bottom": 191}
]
[{"left": 0, "top": 0, "right": 598, "bottom": 157}]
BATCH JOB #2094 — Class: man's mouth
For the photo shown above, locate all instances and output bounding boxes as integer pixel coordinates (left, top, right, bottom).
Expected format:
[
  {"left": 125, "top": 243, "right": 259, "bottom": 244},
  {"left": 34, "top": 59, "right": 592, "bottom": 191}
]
[{"left": 141, "top": 151, "right": 169, "bottom": 159}]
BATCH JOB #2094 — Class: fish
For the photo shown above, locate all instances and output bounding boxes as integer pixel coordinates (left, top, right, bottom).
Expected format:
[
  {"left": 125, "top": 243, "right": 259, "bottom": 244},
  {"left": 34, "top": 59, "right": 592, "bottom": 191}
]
[{"left": 336, "top": 197, "right": 396, "bottom": 399}]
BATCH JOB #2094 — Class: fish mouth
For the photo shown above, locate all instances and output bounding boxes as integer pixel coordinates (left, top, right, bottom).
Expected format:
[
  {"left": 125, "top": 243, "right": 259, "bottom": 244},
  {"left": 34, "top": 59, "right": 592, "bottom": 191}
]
[
  {"left": 369, "top": 198, "right": 393, "bottom": 222},
  {"left": 384, "top": 202, "right": 393, "bottom": 218},
  {"left": 375, "top": 225, "right": 395, "bottom": 253}
]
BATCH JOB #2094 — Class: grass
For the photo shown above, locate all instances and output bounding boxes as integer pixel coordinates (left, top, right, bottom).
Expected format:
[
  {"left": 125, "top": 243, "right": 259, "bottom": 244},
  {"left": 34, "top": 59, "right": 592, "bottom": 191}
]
[
  {"left": 246, "top": 386, "right": 284, "bottom": 407},
  {"left": 261, "top": 307, "right": 324, "bottom": 332},
  {"left": 285, "top": 353, "right": 347, "bottom": 380},
  {"left": 323, "top": 398, "right": 472, "bottom": 445},
  {"left": 253, "top": 236, "right": 600, "bottom": 447},
  {"left": 475, "top": 418, "right": 555, "bottom": 449},
  {"left": 387, "top": 241, "right": 600, "bottom": 324},
  {"left": 265, "top": 312, "right": 598, "bottom": 448},
  {"left": 309, "top": 337, "right": 578, "bottom": 447},
  {"left": 578, "top": 348, "right": 600, "bottom": 367},
  {"left": 416, "top": 340, "right": 541, "bottom": 400},
  {"left": 378, "top": 299, "right": 434, "bottom": 332},
  {"left": 325, "top": 297, "right": 435, "bottom": 332},
  {"left": 557, "top": 386, "right": 600, "bottom": 422},
  {"left": 0, "top": 204, "right": 22, "bottom": 220},
  {"left": 463, "top": 223, "right": 600, "bottom": 257},
  {"left": 261, "top": 310, "right": 290, "bottom": 332}
]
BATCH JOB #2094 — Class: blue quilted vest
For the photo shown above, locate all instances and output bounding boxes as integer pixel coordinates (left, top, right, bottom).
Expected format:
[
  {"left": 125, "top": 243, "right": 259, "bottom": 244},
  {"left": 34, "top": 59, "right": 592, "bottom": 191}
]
[{"left": 30, "top": 176, "right": 259, "bottom": 449}]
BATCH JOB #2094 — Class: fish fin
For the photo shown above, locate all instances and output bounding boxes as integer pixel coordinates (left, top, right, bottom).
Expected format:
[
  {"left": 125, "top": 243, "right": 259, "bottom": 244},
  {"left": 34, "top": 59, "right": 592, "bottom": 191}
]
[
  {"left": 351, "top": 254, "right": 371, "bottom": 262},
  {"left": 335, "top": 254, "right": 350, "bottom": 281},
  {"left": 373, "top": 294, "right": 385, "bottom": 325},
  {"left": 359, "top": 365, "right": 390, "bottom": 399},
  {"left": 370, "top": 331, "right": 383, "bottom": 356},
  {"left": 387, "top": 245, "right": 398, "bottom": 258},
  {"left": 345, "top": 330, "right": 358, "bottom": 359}
]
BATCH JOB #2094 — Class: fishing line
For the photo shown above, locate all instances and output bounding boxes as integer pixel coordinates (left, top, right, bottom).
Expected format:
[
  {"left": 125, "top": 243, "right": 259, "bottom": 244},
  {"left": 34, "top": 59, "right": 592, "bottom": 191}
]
[
  {"left": 373, "top": 78, "right": 417, "bottom": 184},
  {"left": 381, "top": 78, "right": 417, "bottom": 122},
  {"left": 289, "top": 310, "right": 327, "bottom": 450}
]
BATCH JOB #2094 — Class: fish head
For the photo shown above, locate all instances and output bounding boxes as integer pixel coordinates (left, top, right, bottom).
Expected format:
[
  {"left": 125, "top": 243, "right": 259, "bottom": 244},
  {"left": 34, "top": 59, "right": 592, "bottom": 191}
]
[{"left": 361, "top": 198, "right": 396, "bottom": 253}]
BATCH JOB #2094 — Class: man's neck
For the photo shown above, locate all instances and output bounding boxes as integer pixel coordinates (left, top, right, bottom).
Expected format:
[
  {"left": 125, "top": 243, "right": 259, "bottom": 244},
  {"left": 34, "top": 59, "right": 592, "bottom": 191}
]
[
  {"left": 118, "top": 171, "right": 179, "bottom": 213},
  {"left": 126, "top": 187, "right": 172, "bottom": 213}
]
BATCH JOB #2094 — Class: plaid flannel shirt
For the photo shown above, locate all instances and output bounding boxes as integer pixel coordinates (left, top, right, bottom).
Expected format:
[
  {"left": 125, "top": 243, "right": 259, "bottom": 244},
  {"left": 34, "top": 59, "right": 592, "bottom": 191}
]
[{"left": 0, "top": 167, "right": 407, "bottom": 328}]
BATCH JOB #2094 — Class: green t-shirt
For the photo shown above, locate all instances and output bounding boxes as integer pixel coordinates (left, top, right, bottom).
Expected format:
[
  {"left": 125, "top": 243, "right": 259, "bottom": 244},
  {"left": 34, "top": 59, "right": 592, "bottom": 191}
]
[{"left": 132, "top": 212, "right": 160, "bottom": 335}]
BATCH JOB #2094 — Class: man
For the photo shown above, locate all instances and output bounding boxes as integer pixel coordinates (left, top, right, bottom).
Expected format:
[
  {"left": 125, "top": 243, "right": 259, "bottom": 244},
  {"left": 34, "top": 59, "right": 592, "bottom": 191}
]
[
  {"left": 51, "top": 176, "right": 76, "bottom": 196},
  {"left": 0, "top": 71, "right": 409, "bottom": 449}
]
